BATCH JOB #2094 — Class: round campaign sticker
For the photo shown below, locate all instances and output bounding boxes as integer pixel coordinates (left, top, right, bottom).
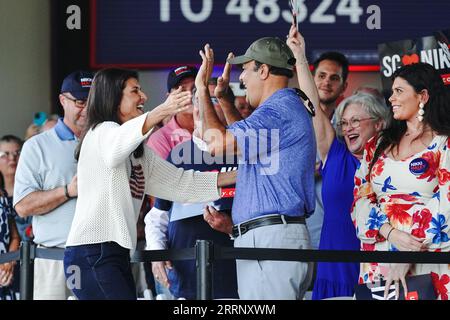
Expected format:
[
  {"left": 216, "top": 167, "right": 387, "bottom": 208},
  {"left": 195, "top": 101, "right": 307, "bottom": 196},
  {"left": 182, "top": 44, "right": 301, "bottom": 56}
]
[{"left": 409, "top": 158, "right": 429, "bottom": 175}]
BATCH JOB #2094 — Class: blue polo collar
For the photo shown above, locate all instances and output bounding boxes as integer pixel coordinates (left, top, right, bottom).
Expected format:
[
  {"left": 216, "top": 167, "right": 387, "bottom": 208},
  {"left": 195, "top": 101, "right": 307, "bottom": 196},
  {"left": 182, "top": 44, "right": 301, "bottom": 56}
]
[{"left": 54, "top": 118, "right": 76, "bottom": 141}]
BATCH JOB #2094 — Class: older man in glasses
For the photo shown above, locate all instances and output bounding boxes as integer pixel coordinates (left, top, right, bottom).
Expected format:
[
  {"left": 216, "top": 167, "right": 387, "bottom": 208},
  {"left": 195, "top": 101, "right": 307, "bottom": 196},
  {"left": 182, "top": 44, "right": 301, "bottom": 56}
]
[{"left": 13, "top": 70, "right": 94, "bottom": 300}]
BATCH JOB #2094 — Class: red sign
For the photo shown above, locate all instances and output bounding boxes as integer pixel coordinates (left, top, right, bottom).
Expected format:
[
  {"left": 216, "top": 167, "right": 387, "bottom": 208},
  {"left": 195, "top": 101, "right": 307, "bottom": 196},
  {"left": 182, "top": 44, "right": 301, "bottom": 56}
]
[{"left": 221, "top": 188, "right": 235, "bottom": 198}]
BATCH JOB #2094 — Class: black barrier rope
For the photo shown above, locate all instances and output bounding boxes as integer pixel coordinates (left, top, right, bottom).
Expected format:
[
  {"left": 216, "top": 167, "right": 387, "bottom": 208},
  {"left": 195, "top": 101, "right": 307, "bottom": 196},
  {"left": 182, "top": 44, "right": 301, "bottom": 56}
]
[
  {"left": 0, "top": 247, "right": 196, "bottom": 263},
  {"left": 215, "top": 246, "right": 450, "bottom": 264},
  {"left": 1, "top": 241, "right": 449, "bottom": 300},
  {"left": 2, "top": 245, "right": 450, "bottom": 264},
  {"left": 0, "top": 250, "right": 19, "bottom": 264},
  {"left": 35, "top": 247, "right": 65, "bottom": 261},
  {"left": 131, "top": 247, "right": 195, "bottom": 263}
]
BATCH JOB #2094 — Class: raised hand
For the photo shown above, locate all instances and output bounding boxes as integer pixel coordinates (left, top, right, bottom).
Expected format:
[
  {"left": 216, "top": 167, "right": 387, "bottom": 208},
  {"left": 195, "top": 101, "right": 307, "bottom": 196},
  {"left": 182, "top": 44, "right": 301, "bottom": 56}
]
[
  {"left": 157, "top": 87, "right": 192, "bottom": 117},
  {"left": 195, "top": 43, "right": 214, "bottom": 91},
  {"left": 286, "top": 23, "right": 306, "bottom": 61},
  {"left": 215, "top": 52, "right": 234, "bottom": 99}
]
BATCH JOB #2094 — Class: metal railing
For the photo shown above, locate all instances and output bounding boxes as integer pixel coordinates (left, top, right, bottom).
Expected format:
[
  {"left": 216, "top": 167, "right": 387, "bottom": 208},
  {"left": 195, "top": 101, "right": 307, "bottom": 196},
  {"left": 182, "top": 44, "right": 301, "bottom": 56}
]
[{"left": 1, "top": 239, "right": 449, "bottom": 300}]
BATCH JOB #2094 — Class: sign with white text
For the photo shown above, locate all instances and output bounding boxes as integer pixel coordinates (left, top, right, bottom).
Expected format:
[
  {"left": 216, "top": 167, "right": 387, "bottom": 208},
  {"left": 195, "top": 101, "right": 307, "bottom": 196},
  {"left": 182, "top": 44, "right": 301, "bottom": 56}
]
[
  {"left": 378, "top": 29, "right": 450, "bottom": 95},
  {"left": 90, "top": 0, "right": 450, "bottom": 68}
]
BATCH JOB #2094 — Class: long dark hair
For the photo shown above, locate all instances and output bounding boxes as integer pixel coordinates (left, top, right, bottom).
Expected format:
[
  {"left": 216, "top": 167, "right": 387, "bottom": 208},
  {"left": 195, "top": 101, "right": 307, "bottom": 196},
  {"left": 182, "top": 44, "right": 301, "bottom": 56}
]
[
  {"left": 370, "top": 62, "right": 450, "bottom": 173},
  {"left": 75, "top": 68, "right": 144, "bottom": 160}
]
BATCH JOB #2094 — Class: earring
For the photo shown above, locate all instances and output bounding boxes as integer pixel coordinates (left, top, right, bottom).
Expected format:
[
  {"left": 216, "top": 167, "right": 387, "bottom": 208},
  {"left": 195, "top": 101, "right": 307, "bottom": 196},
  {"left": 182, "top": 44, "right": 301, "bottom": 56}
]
[{"left": 418, "top": 102, "right": 425, "bottom": 122}]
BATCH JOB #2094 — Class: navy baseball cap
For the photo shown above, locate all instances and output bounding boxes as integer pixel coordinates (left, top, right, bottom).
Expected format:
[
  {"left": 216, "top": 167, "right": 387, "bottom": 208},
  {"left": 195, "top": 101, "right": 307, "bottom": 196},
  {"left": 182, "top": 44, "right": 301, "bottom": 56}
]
[
  {"left": 167, "top": 66, "right": 198, "bottom": 92},
  {"left": 60, "top": 70, "right": 94, "bottom": 100}
]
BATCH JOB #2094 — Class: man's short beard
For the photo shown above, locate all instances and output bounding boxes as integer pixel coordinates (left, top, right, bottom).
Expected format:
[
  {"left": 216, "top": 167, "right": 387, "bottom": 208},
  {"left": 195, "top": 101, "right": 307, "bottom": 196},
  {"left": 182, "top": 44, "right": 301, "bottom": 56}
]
[{"left": 320, "top": 95, "right": 340, "bottom": 105}]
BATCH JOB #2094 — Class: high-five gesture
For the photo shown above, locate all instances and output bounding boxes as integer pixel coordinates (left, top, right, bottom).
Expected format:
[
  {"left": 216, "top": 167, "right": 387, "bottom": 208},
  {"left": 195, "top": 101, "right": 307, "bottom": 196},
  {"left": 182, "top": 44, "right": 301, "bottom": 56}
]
[
  {"left": 153, "top": 86, "right": 192, "bottom": 118},
  {"left": 216, "top": 52, "right": 243, "bottom": 125},
  {"left": 196, "top": 43, "right": 214, "bottom": 91},
  {"left": 215, "top": 52, "right": 234, "bottom": 99}
]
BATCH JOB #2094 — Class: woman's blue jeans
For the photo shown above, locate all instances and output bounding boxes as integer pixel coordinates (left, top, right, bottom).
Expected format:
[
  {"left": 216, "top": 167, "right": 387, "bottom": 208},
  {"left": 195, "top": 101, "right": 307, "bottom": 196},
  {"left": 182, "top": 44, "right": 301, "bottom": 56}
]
[{"left": 64, "top": 242, "right": 136, "bottom": 300}]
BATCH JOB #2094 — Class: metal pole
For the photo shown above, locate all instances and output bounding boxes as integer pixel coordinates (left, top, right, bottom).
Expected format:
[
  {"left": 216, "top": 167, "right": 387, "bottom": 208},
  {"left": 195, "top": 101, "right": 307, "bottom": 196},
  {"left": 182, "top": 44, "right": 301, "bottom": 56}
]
[
  {"left": 195, "top": 240, "right": 213, "bottom": 300},
  {"left": 19, "top": 240, "right": 35, "bottom": 300}
]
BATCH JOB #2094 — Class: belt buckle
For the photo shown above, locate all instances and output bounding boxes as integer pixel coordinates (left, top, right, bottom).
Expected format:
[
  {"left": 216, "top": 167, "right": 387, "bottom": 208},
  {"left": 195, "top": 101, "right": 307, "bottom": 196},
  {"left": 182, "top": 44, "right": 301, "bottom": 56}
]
[
  {"left": 241, "top": 224, "right": 249, "bottom": 235},
  {"left": 232, "top": 225, "right": 239, "bottom": 238}
]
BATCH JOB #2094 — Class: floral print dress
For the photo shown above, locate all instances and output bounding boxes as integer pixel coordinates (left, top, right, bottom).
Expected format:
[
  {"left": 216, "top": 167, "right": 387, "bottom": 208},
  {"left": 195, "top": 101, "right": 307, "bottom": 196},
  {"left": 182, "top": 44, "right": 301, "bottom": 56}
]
[{"left": 352, "top": 135, "right": 450, "bottom": 300}]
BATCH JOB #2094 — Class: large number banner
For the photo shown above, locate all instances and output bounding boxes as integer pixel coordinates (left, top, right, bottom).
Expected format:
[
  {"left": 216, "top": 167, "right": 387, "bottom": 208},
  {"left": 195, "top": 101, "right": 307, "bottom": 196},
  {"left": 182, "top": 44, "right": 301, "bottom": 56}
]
[
  {"left": 90, "top": 0, "right": 450, "bottom": 68},
  {"left": 378, "top": 29, "right": 450, "bottom": 95}
]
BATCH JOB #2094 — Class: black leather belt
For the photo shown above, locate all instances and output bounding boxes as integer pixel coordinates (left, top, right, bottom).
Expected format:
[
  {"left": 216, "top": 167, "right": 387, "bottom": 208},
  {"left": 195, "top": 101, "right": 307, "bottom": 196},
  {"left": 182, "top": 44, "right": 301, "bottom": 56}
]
[{"left": 232, "top": 215, "right": 306, "bottom": 238}]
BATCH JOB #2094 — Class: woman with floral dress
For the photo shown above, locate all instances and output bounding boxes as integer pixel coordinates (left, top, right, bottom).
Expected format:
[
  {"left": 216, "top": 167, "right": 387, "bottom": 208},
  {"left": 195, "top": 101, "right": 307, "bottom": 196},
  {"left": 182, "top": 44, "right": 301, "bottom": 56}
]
[
  {"left": 286, "top": 23, "right": 391, "bottom": 299},
  {"left": 353, "top": 62, "right": 450, "bottom": 300}
]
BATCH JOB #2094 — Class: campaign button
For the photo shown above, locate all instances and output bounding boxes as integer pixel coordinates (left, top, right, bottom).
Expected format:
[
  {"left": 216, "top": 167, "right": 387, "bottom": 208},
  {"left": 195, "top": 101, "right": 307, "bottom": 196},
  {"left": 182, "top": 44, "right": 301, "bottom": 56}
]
[{"left": 409, "top": 158, "right": 429, "bottom": 175}]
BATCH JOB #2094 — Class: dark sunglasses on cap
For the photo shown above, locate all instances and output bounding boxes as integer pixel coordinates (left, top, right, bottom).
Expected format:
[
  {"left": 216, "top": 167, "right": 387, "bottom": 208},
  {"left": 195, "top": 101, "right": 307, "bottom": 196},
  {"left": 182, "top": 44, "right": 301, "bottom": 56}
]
[{"left": 294, "top": 88, "right": 315, "bottom": 117}]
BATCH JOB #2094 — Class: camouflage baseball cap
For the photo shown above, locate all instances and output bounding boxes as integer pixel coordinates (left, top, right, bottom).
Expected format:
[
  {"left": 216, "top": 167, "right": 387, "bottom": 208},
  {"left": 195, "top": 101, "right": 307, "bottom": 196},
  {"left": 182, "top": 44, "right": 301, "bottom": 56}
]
[{"left": 228, "top": 37, "right": 296, "bottom": 70}]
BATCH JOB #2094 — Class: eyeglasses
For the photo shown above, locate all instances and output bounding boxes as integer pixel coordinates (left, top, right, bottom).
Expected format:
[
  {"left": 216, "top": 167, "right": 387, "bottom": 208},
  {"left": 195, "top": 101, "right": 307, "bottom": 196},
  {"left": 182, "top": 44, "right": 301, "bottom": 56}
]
[
  {"left": 337, "top": 117, "right": 375, "bottom": 130},
  {"left": 0, "top": 150, "right": 21, "bottom": 160},
  {"left": 63, "top": 95, "right": 87, "bottom": 108}
]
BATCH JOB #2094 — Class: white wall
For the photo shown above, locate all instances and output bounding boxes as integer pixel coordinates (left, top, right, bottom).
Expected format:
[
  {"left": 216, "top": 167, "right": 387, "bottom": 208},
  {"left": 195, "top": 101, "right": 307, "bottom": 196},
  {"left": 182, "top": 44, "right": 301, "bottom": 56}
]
[{"left": 0, "top": 0, "right": 52, "bottom": 139}]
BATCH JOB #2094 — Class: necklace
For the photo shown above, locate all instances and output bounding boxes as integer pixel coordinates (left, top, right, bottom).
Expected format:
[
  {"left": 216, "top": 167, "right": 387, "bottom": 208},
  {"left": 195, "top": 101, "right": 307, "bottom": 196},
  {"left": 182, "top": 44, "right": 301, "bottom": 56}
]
[{"left": 405, "top": 130, "right": 420, "bottom": 137}]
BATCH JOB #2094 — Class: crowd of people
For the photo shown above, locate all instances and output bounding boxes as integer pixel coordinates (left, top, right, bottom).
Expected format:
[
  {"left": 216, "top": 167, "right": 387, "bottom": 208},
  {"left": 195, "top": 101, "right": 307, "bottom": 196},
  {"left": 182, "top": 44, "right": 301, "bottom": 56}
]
[{"left": 1, "top": 20, "right": 449, "bottom": 300}]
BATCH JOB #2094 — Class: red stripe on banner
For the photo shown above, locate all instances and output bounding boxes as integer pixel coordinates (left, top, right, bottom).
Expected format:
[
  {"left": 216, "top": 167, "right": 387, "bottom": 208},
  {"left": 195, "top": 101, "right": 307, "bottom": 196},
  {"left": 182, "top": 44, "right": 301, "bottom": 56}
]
[
  {"left": 221, "top": 188, "right": 235, "bottom": 198},
  {"left": 349, "top": 65, "right": 380, "bottom": 72},
  {"left": 308, "top": 65, "right": 380, "bottom": 73}
]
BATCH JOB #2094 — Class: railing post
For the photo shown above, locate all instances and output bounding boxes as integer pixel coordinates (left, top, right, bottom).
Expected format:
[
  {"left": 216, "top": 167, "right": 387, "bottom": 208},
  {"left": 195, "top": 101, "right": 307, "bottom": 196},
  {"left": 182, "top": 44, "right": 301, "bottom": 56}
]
[
  {"left": 195, "top": 240, "right": 213, "bottom": 300},
  {"left": 19, "top": 240, "right": 35, "bottom": 300}
]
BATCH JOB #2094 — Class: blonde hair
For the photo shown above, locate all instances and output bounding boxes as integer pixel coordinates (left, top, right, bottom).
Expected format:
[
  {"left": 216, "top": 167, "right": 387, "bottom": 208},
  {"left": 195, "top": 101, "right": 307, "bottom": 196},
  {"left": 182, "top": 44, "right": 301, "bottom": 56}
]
[{"left": 334, "top": 92, "right": 391, "bottom": 139}]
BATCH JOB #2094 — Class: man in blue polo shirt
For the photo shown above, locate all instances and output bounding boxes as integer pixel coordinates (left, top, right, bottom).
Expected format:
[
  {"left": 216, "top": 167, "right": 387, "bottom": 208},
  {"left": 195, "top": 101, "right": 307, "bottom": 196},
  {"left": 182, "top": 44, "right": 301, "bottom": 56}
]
[
  {"left": 14, "top": 70, "right": 93, "bottom": 300},
  {"left": 196, "top": 39, "right": 316, "bottom": 299}
]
